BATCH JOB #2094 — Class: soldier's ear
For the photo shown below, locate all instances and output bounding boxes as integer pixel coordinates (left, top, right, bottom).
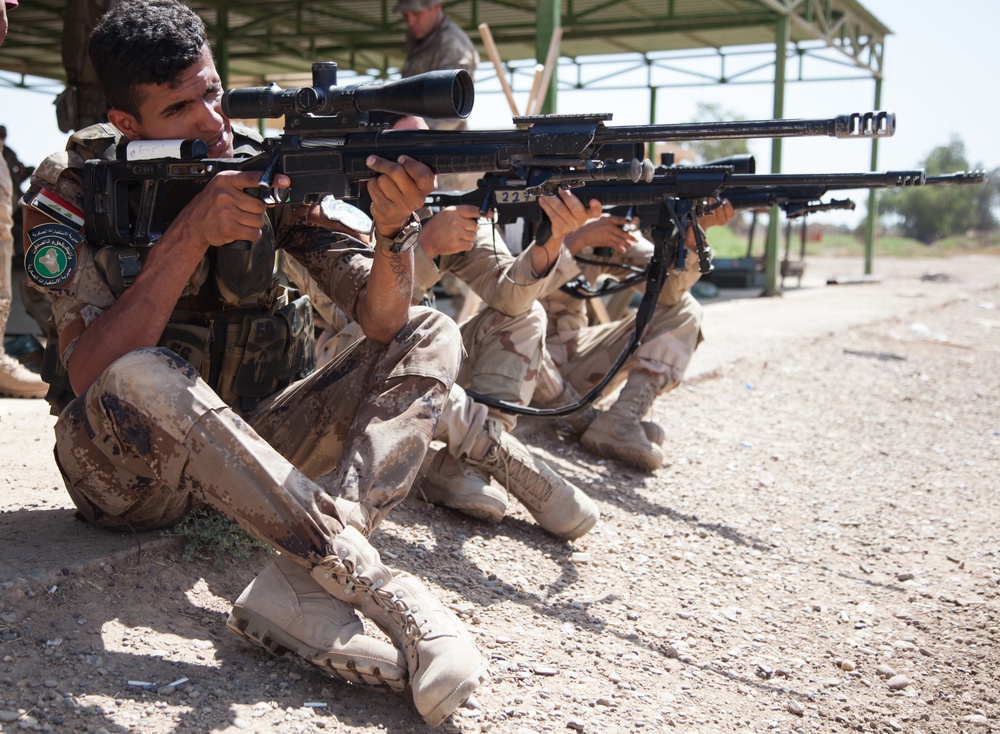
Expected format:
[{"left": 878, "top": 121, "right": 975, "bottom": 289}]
[{"left": 107, "top": 109, "right": 143, "bottom": 140}]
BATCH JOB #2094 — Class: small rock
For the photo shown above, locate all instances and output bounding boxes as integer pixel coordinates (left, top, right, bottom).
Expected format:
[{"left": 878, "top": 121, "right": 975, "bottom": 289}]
[
  {"left": 962, "top": 714, "right": 989, "bottom": 727},
  {"left": 897, "top": 572, "right": 915, "bottom": 582},
  {"left": 532, "top": 665, "right": 558, "bottom": 677},
  {"left": 886, "top": 675, "right": 911, "bottom": 690},
  {"left": 787, "top": 701, "right": 805, "bottom": 716},
  {"left": 0, "top": 711, "right": 23, "bottom": 723},
  {"left": 840, "top": 659, "right": 856, "bottom": 672},
  {"left": 567, "top": 721, "right": 586, "bottom": 732},
  {"left": 875, "top": 664, "right": 897, "bottom": 679}
]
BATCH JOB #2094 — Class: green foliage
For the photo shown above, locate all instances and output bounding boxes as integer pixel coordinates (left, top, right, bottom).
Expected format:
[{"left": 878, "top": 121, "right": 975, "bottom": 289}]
[
  {"left": 683, "top": 102, "right": 751, "bottom": 163},
  {"left": 164, "top": 509, "right": 273, "bottom": 565},
  {"left": 706, "top": 223, "right": 999, "bottom": 260},
  {"left": 878, "top": 137, "right": 999, "bottom": 243},
  {"left": 702, "top": 223, "right": 749, "bottom": 259}
]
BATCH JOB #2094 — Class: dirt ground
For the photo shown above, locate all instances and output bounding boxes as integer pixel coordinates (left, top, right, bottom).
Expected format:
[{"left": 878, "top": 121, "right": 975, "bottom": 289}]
[{"left": 1, "top": 254, "right": 998, "bottom": 733}]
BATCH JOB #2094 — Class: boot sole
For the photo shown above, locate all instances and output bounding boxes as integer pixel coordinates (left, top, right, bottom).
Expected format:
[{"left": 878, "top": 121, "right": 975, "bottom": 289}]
[
  {"left": 226, "top": 606, "right": 408, "bottom": 692},
  {"left": 580, "top": 432, "right": 664, "bottom": 472},
  {"left": 0, "top": 390, "right": 47, "bottom": 399},
  {"left": 417, "top": 486, "right": 507, "bottom": 524},
  {"left": 548, "top": 510, "right": 599, "bottom": 541},
  {"left": 421, "top": 662, "right": 489, "bottom": 728}
]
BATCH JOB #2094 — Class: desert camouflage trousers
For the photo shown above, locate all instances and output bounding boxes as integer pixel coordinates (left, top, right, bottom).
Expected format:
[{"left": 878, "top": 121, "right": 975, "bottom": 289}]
[
  {"left": 53, "top": 307, "right": 460, "bottom": 561},
  {"left": 436, "top": 300, "right": 545, "bottom": 458},
  {"left": 0, "top": 158, "right": 13, "bottom": 330},
  {"left": 534, "top": 291, "right": 703, "bottom": 406},
  {"left": 309, "top": 301, "right": 546, "bottom": 460}
]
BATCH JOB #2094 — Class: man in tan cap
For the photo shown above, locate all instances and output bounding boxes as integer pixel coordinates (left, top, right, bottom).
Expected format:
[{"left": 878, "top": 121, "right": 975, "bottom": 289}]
[{"left": 396, "top": 0, "right": 478, "bottom": 131}]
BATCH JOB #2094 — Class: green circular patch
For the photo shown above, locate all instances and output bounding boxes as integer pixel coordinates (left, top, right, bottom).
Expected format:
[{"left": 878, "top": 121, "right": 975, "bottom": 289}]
[{"left": 25, "top": 223, "right": 81, "bottom": 288}]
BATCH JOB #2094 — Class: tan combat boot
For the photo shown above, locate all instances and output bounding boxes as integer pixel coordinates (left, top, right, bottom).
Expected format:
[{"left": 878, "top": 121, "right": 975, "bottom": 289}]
[
  {"left": 555, "top": 382, "right": 664, "bottom": 444},
  {"left": 311, "top": 527, "right": 487, "bottom": 728},
  {"left": 417, "top": 446, "right": 508, "bottom": 523},
  {"left": 227, "top": 553, "right": 408, "bottom": 691},
  {"left": 580, "top": 369, "right": 668, "bottom": 472},
  {"left": 0, "top": 303, "right": 46, "bottom": 399},
  {"left": 0, "top": 351, "right": 46, "bottom": 399},
  {"left": 467, "top": 420, "right": 599, "bottom": 540}
]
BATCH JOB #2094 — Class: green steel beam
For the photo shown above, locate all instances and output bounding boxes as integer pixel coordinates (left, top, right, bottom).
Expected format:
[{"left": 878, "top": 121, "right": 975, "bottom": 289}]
[
  {"left": 536, "top": 0, "right": 560, "bottom": 114},
  {"left": 764, "top": 12, "right": 789, "bottom": 297},
  {"left": 864, "top": 76, "right": 883, "bottom": 275}
]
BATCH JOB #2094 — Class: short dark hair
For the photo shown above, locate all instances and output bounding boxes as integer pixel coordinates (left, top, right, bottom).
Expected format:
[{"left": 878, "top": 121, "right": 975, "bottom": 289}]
[{"left": 89, "top": 0, "right": 210, "bottom": 119}]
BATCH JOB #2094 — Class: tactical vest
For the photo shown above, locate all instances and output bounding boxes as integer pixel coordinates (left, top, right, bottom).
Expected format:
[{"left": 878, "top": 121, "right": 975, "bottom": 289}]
[{"left": 41, "top": 125, "right": 316, "bottom": 414}]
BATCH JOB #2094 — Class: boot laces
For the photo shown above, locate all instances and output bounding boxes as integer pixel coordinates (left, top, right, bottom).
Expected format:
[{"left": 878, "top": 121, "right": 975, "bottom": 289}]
[
  {"left": 477, "top": 437, "right": 556, "bottom": 508},
  {"left": 320, "top": 555, "right": 425, "bottom": 652}
]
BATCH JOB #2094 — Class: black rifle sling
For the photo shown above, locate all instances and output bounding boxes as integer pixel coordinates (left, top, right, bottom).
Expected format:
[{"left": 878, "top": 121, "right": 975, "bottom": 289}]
[{"left": 465, "top": 199, "right": 685, "bottom": 417}]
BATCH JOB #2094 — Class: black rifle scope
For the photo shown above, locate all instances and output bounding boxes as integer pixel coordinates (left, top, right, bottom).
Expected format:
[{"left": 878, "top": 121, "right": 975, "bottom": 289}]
[{"left": 222, "top": 62, "right": 474, "bottom": 122}]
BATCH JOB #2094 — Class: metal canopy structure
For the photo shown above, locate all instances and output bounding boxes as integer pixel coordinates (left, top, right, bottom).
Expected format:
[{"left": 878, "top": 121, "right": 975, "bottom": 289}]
[
  {"left": 0, "top": 0, "right": 892, "bottom": 290},
  {"left": 1, "top": 0, "right": 889, "bottom": 89}
]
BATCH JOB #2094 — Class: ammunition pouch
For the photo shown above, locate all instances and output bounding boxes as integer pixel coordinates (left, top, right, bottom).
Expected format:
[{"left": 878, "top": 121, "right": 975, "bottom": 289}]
[{"left": 165, "top": 291, "right": 316, "bottom": 413}]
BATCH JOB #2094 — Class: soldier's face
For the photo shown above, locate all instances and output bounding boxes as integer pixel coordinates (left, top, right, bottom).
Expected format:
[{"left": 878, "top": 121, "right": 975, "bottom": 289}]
[
  {"left": 402, "top": 5, "right": 442, "bottom": 41},
  {"left": 112, "top": 47, "right": 234, "bottom": 158}
]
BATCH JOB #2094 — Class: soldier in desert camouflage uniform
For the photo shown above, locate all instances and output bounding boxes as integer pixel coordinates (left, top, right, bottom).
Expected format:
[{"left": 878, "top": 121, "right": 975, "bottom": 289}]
[
  {"left": 533, "top": 201, "right": 735, "bottom": 473},
  {"left": 0, "top": 0, "right": 48, "bottom": 399},
  {"left": 409, "top": 200, "right": 601, "bottom": 540},
  {"left": 21, "top": 0, "right": 484, "bottom": 726},
  {"left": 397, "top": 0, "right": 478, "bottom": 132},
  {"left": 285, "top": 194, "right": 602, "bottom": 541}
]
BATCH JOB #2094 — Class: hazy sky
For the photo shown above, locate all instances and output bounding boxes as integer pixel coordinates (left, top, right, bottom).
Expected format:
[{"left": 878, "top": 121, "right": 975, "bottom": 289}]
[{"left": 0, "top": 0, "right": 996, "bottom": 226}]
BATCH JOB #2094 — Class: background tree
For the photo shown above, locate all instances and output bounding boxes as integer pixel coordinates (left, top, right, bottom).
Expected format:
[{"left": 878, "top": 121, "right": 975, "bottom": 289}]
[
  {"left": 682, "top": 102, "right": 751, "bottom": 163},
  {"left": 878, "top": 136, "right": 999, "bottom": 243}
]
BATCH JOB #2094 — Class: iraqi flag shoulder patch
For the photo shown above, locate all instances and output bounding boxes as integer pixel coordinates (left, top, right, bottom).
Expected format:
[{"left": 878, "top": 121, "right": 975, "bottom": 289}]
[{"left": 33, "top": 188, "right": 86, "bottom": 229}]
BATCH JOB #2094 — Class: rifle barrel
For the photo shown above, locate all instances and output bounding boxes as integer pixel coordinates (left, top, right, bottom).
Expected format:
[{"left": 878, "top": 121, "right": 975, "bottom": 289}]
[
  {"left": 596, "top": 111, "right": 895, "bottom": 143},
  {"left": 924, "top": 171, "right": 988, "bottom": 185}
]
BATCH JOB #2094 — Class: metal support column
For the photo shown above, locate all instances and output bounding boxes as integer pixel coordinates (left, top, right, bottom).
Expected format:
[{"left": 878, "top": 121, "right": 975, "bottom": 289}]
[
  {"left": 764, "top": 13, "right": 789, "bottom": 297},
  {"left": 216, "top": 7, "right": 229, "bottom": 89},
  {"left": 536, "top": 0, "right": 560, "bottom": 114},
  {"left": 864, "top": 77, "right": 883, "bottom": 275}
]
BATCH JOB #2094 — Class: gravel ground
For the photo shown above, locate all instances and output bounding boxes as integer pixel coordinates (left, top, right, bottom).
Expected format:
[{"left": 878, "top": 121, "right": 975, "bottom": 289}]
[{"left": 1, "top": 255, "right": 998, "bottom": 733}]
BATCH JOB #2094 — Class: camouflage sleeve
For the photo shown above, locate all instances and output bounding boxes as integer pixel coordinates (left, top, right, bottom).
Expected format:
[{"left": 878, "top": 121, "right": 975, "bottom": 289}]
[
  {"left": 272, "top": 206, "right": 373, "bottom": 323},
  {"left": 412, "top": 244, "right": 444, "bottom": 303},
  {"left": 22, "top": 150, "right": 116, "bottom": 369},
  {"left": 443, "top": 221, "right": 556, "bottom": 317}
]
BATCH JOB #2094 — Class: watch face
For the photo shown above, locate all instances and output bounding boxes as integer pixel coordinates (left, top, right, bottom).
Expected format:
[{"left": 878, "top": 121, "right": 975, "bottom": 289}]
[
  {"left": 320, "top": 197, "right": 373, "bottom": 234},
  {"left": 391, "top": 226, "right": 422, "bottom": 253}
]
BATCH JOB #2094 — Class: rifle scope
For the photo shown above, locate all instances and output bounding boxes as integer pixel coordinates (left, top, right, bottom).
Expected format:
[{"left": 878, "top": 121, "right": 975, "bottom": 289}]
[{"left": 222, "top": 64, "right": 474, "bottom": 122}]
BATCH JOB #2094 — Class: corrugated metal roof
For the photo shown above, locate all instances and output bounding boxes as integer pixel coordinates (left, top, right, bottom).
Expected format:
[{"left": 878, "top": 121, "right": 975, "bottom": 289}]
[{"left": 0, "top": 0, "right": 890, "bottom": 88}]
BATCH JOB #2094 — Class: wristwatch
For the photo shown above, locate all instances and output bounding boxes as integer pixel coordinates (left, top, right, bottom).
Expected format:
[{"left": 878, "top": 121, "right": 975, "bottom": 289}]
[{"left": 373, "top": 216, "right": 422, "bottom": 254}]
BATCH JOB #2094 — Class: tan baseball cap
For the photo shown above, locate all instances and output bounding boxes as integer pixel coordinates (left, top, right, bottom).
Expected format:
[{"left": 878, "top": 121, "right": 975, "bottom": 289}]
[{"left": 393, "top": 0, "right": 438, "bottom": 12}]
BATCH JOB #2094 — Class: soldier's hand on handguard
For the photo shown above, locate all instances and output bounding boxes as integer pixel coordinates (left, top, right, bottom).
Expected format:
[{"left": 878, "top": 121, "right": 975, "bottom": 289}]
[
  {"left": 698, "top": 198, "right": 735, "bottom": 230},
  {"left": 563, "top": 212, "right": 639, "bottom": 257},
  {"left": 417, "top": 205, "right": 484, "bottom": 258},
  {"left": 538, "top": 189, "right": 602, "bottom": 243},
  {"left": 366, "top": 155, "right": 436, "bottom": 237},
  {"left": 174, "top": 170, "right": 291, "bottom": 250}
]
